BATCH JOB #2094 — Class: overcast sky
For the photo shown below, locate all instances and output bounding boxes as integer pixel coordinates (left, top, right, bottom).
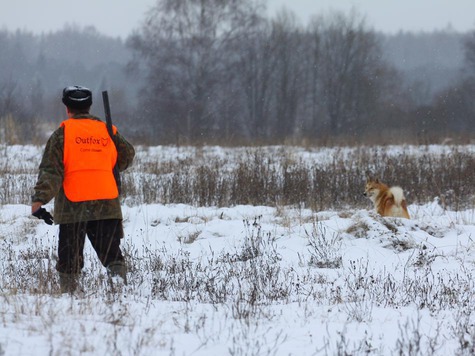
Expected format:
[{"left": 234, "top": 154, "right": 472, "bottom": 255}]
[{"left": 1, "top": 0, "right": 474, "bottom": 39}]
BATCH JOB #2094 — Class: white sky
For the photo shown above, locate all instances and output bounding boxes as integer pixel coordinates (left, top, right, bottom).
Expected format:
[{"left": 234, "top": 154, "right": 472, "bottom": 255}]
[{"left": 0, "top": 0, "right": 474, "bottom": 38}]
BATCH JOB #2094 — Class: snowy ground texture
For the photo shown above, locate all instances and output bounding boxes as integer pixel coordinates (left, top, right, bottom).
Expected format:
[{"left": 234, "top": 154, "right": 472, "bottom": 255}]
[{"left": 1, "top": 145, "right": 475, "bottom": 355}]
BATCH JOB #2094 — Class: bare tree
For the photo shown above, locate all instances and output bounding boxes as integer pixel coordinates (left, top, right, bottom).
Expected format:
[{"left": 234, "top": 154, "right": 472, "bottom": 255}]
[
  {"left": 427, "top": 80, "right": 475, "bottom": 139},
  {"left": 464, "top": 30, "right": 475, "bottom": 77},
  {"left": 424, "top": 29, "right": 475, "bottom": 139},
  {"left": 317, "top": 11, "right": 387, "bottom": 137},
  {"left": 0, "top": 80, "right": 20, "bottom": 118},
  {"left": 270, "top": 10, "right": 305, "bottom": 140},
  {"left": 304, "top": 20, "right": 323, "bottom": 137},
  {"left": 128, "top": 0, "right": 264, "bottom": 143},
  {"left": 232, "top": 17, "right": 276, "bottom": 140}
]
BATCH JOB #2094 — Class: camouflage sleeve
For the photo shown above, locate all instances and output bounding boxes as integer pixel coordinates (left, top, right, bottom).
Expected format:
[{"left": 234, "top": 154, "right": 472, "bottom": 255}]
[
  {"left": 31, "top": 128, "right": 64, "bottom": 204},
  {"left": 113, "top": 131, "right": 135, "bottom": 172}
]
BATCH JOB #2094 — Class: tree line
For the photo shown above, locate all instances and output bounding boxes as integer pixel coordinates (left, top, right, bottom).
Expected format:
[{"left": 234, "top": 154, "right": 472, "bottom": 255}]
[{"left": 0, "top": 0, "right": 474, "bottom": 145}]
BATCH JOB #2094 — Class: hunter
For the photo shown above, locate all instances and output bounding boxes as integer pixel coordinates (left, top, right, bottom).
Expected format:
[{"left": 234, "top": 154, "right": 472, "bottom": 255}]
[{"left": 31, "top": 85, "right": 135, "bottom": 293}]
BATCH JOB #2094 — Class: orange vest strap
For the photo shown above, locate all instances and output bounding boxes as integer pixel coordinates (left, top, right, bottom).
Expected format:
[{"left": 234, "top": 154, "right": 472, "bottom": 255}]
[{"left": 61, "top": 118, "right": 118, "bottom": 202}]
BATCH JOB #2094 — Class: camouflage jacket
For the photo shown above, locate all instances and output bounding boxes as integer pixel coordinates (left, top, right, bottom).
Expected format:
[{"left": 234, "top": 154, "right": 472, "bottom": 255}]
[{"left": 32, "top": 114, "right": 135, "bottom": 224}]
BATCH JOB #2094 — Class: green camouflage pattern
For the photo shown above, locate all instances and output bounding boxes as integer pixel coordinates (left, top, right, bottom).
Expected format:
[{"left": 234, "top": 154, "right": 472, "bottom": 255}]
[{"left": 32, "top": 114, "right": 135, "bottom": 224}]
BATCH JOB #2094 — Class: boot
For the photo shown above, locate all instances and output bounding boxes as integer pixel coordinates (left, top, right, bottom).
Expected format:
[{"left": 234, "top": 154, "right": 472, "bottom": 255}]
[
  {"left": 107, "top": 261, "right": 128, "bottom": 285},
  {"left": 59, "top": 272, "right": 79, "bottom": 294}
]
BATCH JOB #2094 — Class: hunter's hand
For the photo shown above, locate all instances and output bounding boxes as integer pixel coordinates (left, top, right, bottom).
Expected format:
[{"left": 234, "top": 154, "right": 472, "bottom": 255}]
[
  {"left": 32, "top": 204, "right": 54, "bottom": 225},
  {"left": 32, "top": 202, "right": 42, "bottom": 215}
]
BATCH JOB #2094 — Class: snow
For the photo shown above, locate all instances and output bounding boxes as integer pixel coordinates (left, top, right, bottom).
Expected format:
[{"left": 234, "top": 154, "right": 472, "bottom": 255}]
[{"left": 1, "top": 145, "right": 475, "bottom": 355}]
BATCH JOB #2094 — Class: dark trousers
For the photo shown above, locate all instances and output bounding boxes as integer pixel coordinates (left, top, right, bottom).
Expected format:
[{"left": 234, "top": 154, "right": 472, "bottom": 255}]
[{"left": 56, "top": 219, "right": 125, "bottom": 274}]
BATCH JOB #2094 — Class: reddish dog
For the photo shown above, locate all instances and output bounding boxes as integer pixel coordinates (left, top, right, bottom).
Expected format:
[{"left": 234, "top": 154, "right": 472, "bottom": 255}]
[{"left": 364, "top": 179, "right": 410, "bottom": 219}]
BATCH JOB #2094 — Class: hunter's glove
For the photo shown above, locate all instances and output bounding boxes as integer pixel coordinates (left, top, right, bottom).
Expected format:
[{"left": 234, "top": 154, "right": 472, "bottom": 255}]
[{"left": 32, "top": 207, "right": 54, "bottom": 225}]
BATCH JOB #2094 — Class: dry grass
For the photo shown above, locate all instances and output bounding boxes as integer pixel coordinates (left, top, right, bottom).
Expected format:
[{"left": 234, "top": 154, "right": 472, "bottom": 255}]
[
  {"left": 1, "top": 144, "right": 474, "bottom": 211},
  {"left": 121, "top": 145, "right": 475, "bottom": 211}
]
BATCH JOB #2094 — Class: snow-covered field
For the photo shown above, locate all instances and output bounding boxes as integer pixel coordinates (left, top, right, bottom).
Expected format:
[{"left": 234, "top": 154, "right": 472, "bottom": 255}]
[{"left": 1, "top": 145, "right": 475, "bottom": 355}]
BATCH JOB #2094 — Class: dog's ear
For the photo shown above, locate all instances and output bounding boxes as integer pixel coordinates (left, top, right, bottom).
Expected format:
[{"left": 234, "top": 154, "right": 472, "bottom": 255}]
[
  {"left": 365, "top": 171, "right": 372, "bottom": 182},
  {"left": 375, "top": 178, "right": 379, "bottom": 183}
]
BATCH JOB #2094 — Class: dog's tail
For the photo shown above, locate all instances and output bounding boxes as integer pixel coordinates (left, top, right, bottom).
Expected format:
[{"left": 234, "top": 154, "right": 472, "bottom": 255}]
[
  {"left": 389, "top": 186, "right": 406, "bottom": 205},
  {"left": 389, "top": 186, "right": 410, "bottom": 218}
]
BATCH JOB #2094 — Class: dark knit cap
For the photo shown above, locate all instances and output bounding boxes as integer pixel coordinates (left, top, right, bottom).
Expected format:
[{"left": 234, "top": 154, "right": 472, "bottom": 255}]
[{"left": 62, "top": 86, "right": 92, "bottom": 109}]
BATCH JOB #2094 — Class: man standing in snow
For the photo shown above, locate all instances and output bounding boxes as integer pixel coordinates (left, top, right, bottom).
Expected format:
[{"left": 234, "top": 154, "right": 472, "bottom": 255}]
[{"left": 31, "top": 86, "right": 135, "bottom": 293}]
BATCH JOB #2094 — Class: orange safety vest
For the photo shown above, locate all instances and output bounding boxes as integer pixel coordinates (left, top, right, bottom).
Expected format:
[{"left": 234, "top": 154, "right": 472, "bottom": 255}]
[{"left": 61, "top": 118, "right": 119, "bottom": 202}]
